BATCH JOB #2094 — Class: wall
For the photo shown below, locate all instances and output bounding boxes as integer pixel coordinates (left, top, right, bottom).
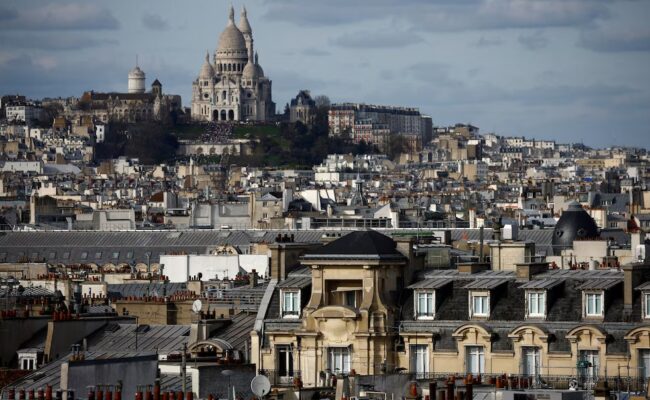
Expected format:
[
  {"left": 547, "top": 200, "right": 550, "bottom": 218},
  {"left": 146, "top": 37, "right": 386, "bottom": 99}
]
[{"left": 0, "top": 317, "right": 49, "bottom": 367}]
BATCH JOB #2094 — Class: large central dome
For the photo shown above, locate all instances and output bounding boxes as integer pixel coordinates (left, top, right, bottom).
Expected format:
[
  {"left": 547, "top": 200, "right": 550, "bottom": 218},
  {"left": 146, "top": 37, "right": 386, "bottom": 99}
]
[{"left": 216, "top": 6, "right": 248, "bottom": 59}]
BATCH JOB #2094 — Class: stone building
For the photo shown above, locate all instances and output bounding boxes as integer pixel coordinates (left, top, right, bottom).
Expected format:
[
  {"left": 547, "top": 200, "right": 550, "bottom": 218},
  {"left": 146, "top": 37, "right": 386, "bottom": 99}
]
[
  {"left": 289, "top": 90, "right": 316, "bottom": 125},
  {"left": 191, "top": 6, "right": 275, "bottom": 122},
  {"left": 252, "top": 230, "right": 650, "bottom": 391}
]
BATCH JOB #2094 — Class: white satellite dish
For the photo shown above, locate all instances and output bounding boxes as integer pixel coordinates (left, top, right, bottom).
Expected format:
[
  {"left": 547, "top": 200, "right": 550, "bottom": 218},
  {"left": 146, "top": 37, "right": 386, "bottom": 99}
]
[
  {"left": 192, "top": 299, "right": 203, "bottom": 314},
  {"left": 251, "top": 375, "right": 271, "bottom": 398}
]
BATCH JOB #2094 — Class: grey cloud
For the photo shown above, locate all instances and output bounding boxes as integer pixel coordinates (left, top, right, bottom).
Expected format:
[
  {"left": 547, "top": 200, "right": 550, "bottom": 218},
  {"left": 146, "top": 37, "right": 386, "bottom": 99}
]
[
  {"left": 301, "top": 48, "right": 331, "bottom": 56},
  {"left": 578, "top": 29, "right": 650, "bottom": 52},
  {"left": 518, "top": 31, "right": 549, "bottom": 50},
  {"left": 330, "top": 30, "right": 423, "bottom": 48},
  {"left": 264, "top": 0, "right": 610, "bottom": 32},
  {"left": 473, "top": 36, "right": 504, "bottom": 47},
  {"left": 0, "top": 3, "right": 119, "bottom": 30},
  {"left": 142, "top": 13, "right": 171, "bottom": 31},
  {"left": 0, "top": 34, "right": 118, "bottom": 50},
  {"left": 407, "top": 63, "right": 464, "bottom": 89}
]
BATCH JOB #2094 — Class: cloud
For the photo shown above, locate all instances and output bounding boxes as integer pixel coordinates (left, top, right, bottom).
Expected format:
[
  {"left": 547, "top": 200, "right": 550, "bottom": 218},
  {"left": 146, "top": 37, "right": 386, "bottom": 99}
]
[
  {"left": 407, "top": 62, "right": 464, "bottom": 89},
  {"left": 518, "top": 31, "right": 549, "bottom": 50},
  {"left": 578, "top": 28, "right": 650, "bottom": 52},
  {"left": 0, "top": 33, "right": 118, "bottom": 50},
  {"left": 300, "top": 48, "right": 331, "bottom": 56},
  {"left": 473, "top": 36, "right": 504, "bottom": 47},
  {"left": 0, "top": 3, "right": 119, "bottom": 30},
  {"left": 142, "top": 13, "right": 171, "bottom": 31},
  {"left": 263, "top": 0, "right": 610, "bottom": 32},
  {"left": 330, "top": 30, "right": 423, "bottom": 48}
]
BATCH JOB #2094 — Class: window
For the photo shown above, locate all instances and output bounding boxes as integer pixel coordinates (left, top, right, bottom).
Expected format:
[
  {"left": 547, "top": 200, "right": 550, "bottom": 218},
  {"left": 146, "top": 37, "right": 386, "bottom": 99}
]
[
  {"left": 578, "top": 350, "right": 599, "bottom": 382},
  {"left": 62, "top": 252, "right": 70, "bottom": 259},
  {"left": 344, "top": 291, "right": 357, "bottom": 308},
  {"left": 95, "top": 251, "right": 102, "bottom": 259},
  {"left": 522, "top": 347, "right": 540, "bottom": 376},
  {"left": 277, "top": 345, "right": 294, "bottom": 382},
  {"left": 639, "top": 350, "right": 650, "bottom": 379},
  {"left": 466, "top": 346, "right": 485, "bottom": 375},
  {"left": 470, "top": 293, "right": 489, "bottom": 318},
  {"left": 527, "top": 291, "right": 546, "bottom": 318},
  {"left": 282, "top": 290, "right": 300, "bottom": 318},
  {"left": 112, "top": 252, "right": 120, "bottom": 260},
  {"left": 80, "top": 252, "right": 88, "bottom": 260},
  {"left": 644, "top": 293, "right": 650, "bottom": 319},
  {"left": 410, "top": 345, "right": 429, "bottom": 378},
  {"left": 584, "top": 292, "right": 603, "bottom": 317},
  {"left": 328, "top": 347, "right": 351, "bottom": 374},
  {"left": 415, "top": 291, "right": 434, "bottom": 319}
]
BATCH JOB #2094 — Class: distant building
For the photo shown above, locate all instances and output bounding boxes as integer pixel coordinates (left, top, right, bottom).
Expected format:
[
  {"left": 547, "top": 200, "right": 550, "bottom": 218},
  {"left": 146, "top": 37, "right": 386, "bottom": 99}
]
[
  {"left": 72, "top": 66, "right": 181, "bottom": 123},
  {"left": 289, "top": 90, "right": 316, "bottom": 125},
  {"left": 5, "top": 103, "right": 44, "bottom": 123},
  {"left": 191, "top": 6, "right": 275, "bottom": 122}
]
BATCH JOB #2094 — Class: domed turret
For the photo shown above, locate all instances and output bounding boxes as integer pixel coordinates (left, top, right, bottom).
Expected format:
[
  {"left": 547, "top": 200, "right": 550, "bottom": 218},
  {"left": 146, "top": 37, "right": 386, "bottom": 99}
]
[
  {"left": 199, "top": 51, "right": 215, "bottom": 79},
  {"left": 128, "top": 65, "right": 145, "bottom": 94},
  {"left": 239, "top": 6, "right": 252, "bottom": 35},
  {"left": 552, "top": 201, "right": 599, "bottom": 255},
  {"left": 242, "top": 60, "right": 257, "bottom": 79},
  {"left": 254, "top": 52, "right": 264, "bottom": 77}
]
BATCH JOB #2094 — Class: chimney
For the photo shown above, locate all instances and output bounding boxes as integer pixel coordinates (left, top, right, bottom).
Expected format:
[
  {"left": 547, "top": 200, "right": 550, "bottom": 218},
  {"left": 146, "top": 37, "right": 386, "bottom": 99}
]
[
  {"left": 250, "top": 269, "right": 258, "bottom": 288},
  {"left": 623, "top": 261, "right": 650, "bottom": 319},
  {"left": 515, "top": 262, "right": 548, "bottom": 281}
]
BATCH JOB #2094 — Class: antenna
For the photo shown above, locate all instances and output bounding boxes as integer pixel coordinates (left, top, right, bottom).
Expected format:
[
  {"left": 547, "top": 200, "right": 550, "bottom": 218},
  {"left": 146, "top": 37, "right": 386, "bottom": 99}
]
[
  {"left": 136, "top": 54, "right": 139, "bottom": 68},
  {"left": 251, "top": 375, "right": 271, "bottom": 398}
]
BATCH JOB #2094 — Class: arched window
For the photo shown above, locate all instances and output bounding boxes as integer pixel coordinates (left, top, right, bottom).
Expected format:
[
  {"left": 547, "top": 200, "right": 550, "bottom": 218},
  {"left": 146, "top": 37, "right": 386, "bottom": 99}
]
[
  {"left": 221, "top": 110, "right": 227, "bottom": 121},
  {"left": 228, "top": 110, "right": 235, "bottom": 121}
]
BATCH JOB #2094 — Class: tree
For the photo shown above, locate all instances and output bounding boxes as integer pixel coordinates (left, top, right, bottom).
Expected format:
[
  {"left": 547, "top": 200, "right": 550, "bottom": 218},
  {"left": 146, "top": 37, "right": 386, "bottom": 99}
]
[{"left": 314, "top": 95, "right": 331, "bottom": 109}]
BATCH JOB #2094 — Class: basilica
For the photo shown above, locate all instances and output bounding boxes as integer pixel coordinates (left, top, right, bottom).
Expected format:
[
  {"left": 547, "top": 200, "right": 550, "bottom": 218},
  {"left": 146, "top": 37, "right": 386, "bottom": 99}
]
[{"left": 191, "top": 6, "right": 275, "bottom": 122}]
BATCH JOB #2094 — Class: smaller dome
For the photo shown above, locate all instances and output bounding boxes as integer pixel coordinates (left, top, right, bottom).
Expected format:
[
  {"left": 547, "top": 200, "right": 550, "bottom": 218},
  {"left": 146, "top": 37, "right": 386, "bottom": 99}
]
[
  {"left": 242, "top": 61, "right": 257, "bottom": 79},
  {"left": 199, "top": 52, "right": 215, "bottom": 79},
  {"left": 239, "top": 6, "right": 252, "bottom": 34},
  {"left": 129, "top": 66, "right": 145, "bottom": 78}
]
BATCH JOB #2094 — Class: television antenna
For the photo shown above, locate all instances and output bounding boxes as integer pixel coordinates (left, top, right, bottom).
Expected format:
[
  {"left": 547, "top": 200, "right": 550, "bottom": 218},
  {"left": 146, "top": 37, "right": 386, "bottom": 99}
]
[{"left": 251, "top": 375, "right": 271, "bottom": 398}]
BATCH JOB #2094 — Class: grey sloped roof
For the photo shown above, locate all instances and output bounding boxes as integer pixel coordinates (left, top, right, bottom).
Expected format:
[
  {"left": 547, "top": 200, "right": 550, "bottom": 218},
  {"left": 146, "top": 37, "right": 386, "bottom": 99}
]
[
  {"left": 303, "top": 230, "right": 405, "bottom": 260},
  {"left": 107, "top": 282, "right": 187, "bottom": 299},
  {"left": 636, "top": 281, "right": 650, "bottom": 291},
  {"left": 463, "top": 278, "right": 511, "bottom": 289},
  {"left": 407, "top": 278, "right": 453, "bottom": 289},
  {"left": 519, "top": 278, "right": 564, "bottom": 290},
  {"left": 276, "top": 276, "right": 311, "bottom": 288},
  {"left": 87, "top": 324, "right": 190, "bottom": 353},
  {"left": 208, "top": 312, "right": 257, "bottom": 351},
  {"left": 577, "top": 278, "right": 622, "bottom": 290}
]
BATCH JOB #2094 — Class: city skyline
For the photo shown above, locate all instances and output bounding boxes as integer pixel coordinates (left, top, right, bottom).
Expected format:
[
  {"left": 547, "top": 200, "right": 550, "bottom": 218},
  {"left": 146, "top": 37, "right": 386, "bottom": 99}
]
[{"left": 0, "top": 0, "right": 649, "bottom": 148}]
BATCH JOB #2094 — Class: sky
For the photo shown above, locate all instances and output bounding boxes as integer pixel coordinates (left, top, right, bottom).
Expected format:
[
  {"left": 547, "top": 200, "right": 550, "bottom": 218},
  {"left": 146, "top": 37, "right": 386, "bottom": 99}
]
[{"left": 0, "top": 0, "right": 649, "bottom": 148}]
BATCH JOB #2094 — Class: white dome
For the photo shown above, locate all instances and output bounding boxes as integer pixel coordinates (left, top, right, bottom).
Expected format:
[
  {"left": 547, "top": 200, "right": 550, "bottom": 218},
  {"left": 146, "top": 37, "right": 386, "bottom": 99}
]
[
  {"left": 199, "top": 52, "right": 215, "bottom": 79},
  {"left": 239, "top": 6, "right": 252, "bottom": 34},
  {"left": 216, "top": 6, "right": 248, "bottom": 58},
  {"left": 242, "top": 61, "right": 257, "bottom": 79},
  {"left": 128, "top": 66, "right": 145, "bottom": 79}
]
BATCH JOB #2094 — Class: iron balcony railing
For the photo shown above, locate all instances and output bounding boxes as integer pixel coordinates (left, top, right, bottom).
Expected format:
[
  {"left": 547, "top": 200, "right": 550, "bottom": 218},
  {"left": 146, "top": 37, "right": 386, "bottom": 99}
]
[{"left": 259, "top": 369, "right": 302, "bottom": 387}]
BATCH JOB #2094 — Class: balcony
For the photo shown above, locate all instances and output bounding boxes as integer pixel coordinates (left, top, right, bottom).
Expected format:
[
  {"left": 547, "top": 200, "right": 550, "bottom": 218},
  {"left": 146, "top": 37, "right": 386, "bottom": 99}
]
[{"left": 259, "top": 369, "right": 302, "bottom": 387}]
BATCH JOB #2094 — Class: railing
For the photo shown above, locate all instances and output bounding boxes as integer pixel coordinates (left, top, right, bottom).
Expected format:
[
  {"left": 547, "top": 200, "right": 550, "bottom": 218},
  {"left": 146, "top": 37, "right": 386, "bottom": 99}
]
[
  {"left": 391, "top": 372, "right": 650, "bottom": 393},
  {"left": 259, "top": 369, "right": 302, "bottom": 387}
]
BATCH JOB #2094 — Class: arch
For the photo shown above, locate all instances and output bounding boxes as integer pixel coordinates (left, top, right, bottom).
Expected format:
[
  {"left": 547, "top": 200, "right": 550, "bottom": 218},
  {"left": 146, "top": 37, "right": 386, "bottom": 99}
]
[
  {"left": 222, "top": 91, "right": 227, "bottom": 101},
  {"left": 209, "top": 147, "right": 216, "bottom": 155},
  {"left": 220, "top": 110, "right": 227, "bottom": 121},
  {"left": 196, "top": 147, "right": 203, "bottom": 155},
  {"left": 188, "top": 339, "right": 234, "bottom": 356},
  {"left": 624, "top": 326, "right": 650, "bottom": 346},
  {"left": 212, "top": 109, "right": 219, "bottom": 121},
  {"left": 509, "top": 324, "right": 550, "bottom": 343},
  {"left": 452, "top": 323, "right": 494, "bottom": 343},
  {"left": 566, "top": 325, "right": 608, "bottom": 345},
  {"left": 228, "top": 110, "right": 235, "bottom": 121}
]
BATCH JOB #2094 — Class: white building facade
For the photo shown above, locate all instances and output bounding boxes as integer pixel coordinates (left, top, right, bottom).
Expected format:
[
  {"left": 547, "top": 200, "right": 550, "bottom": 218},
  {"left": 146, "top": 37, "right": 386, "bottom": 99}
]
[{"left": 191, "top": 6, "right": 274, "bottom": 122}]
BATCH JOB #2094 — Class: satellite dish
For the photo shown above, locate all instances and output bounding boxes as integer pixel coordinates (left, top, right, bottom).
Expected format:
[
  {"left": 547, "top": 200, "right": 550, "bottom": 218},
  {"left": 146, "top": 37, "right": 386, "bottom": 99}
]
[
  {"left": 192, "top": 299, "right": 203, "bottom": 314},
  {"left": 251, "top": 375, "right": 271, "bottom": 398}
]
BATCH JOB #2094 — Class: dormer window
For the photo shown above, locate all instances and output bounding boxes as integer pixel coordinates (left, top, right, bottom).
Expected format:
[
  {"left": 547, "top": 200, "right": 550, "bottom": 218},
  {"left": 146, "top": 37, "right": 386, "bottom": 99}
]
[
  {"left": 414, "top": 290, "right": 434, "bottom": 319},
  {"left": 526, "top": 291, "right": 546, "bottom": 319},
  {"left": 584, "top": 291, "right": 604, "bottom": 318},
  {"left": 469, "top": 291, "right": 490, "bottom": 318},
  {"left": 281, "top": 290, "right": 300, "bottom": 318}
]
